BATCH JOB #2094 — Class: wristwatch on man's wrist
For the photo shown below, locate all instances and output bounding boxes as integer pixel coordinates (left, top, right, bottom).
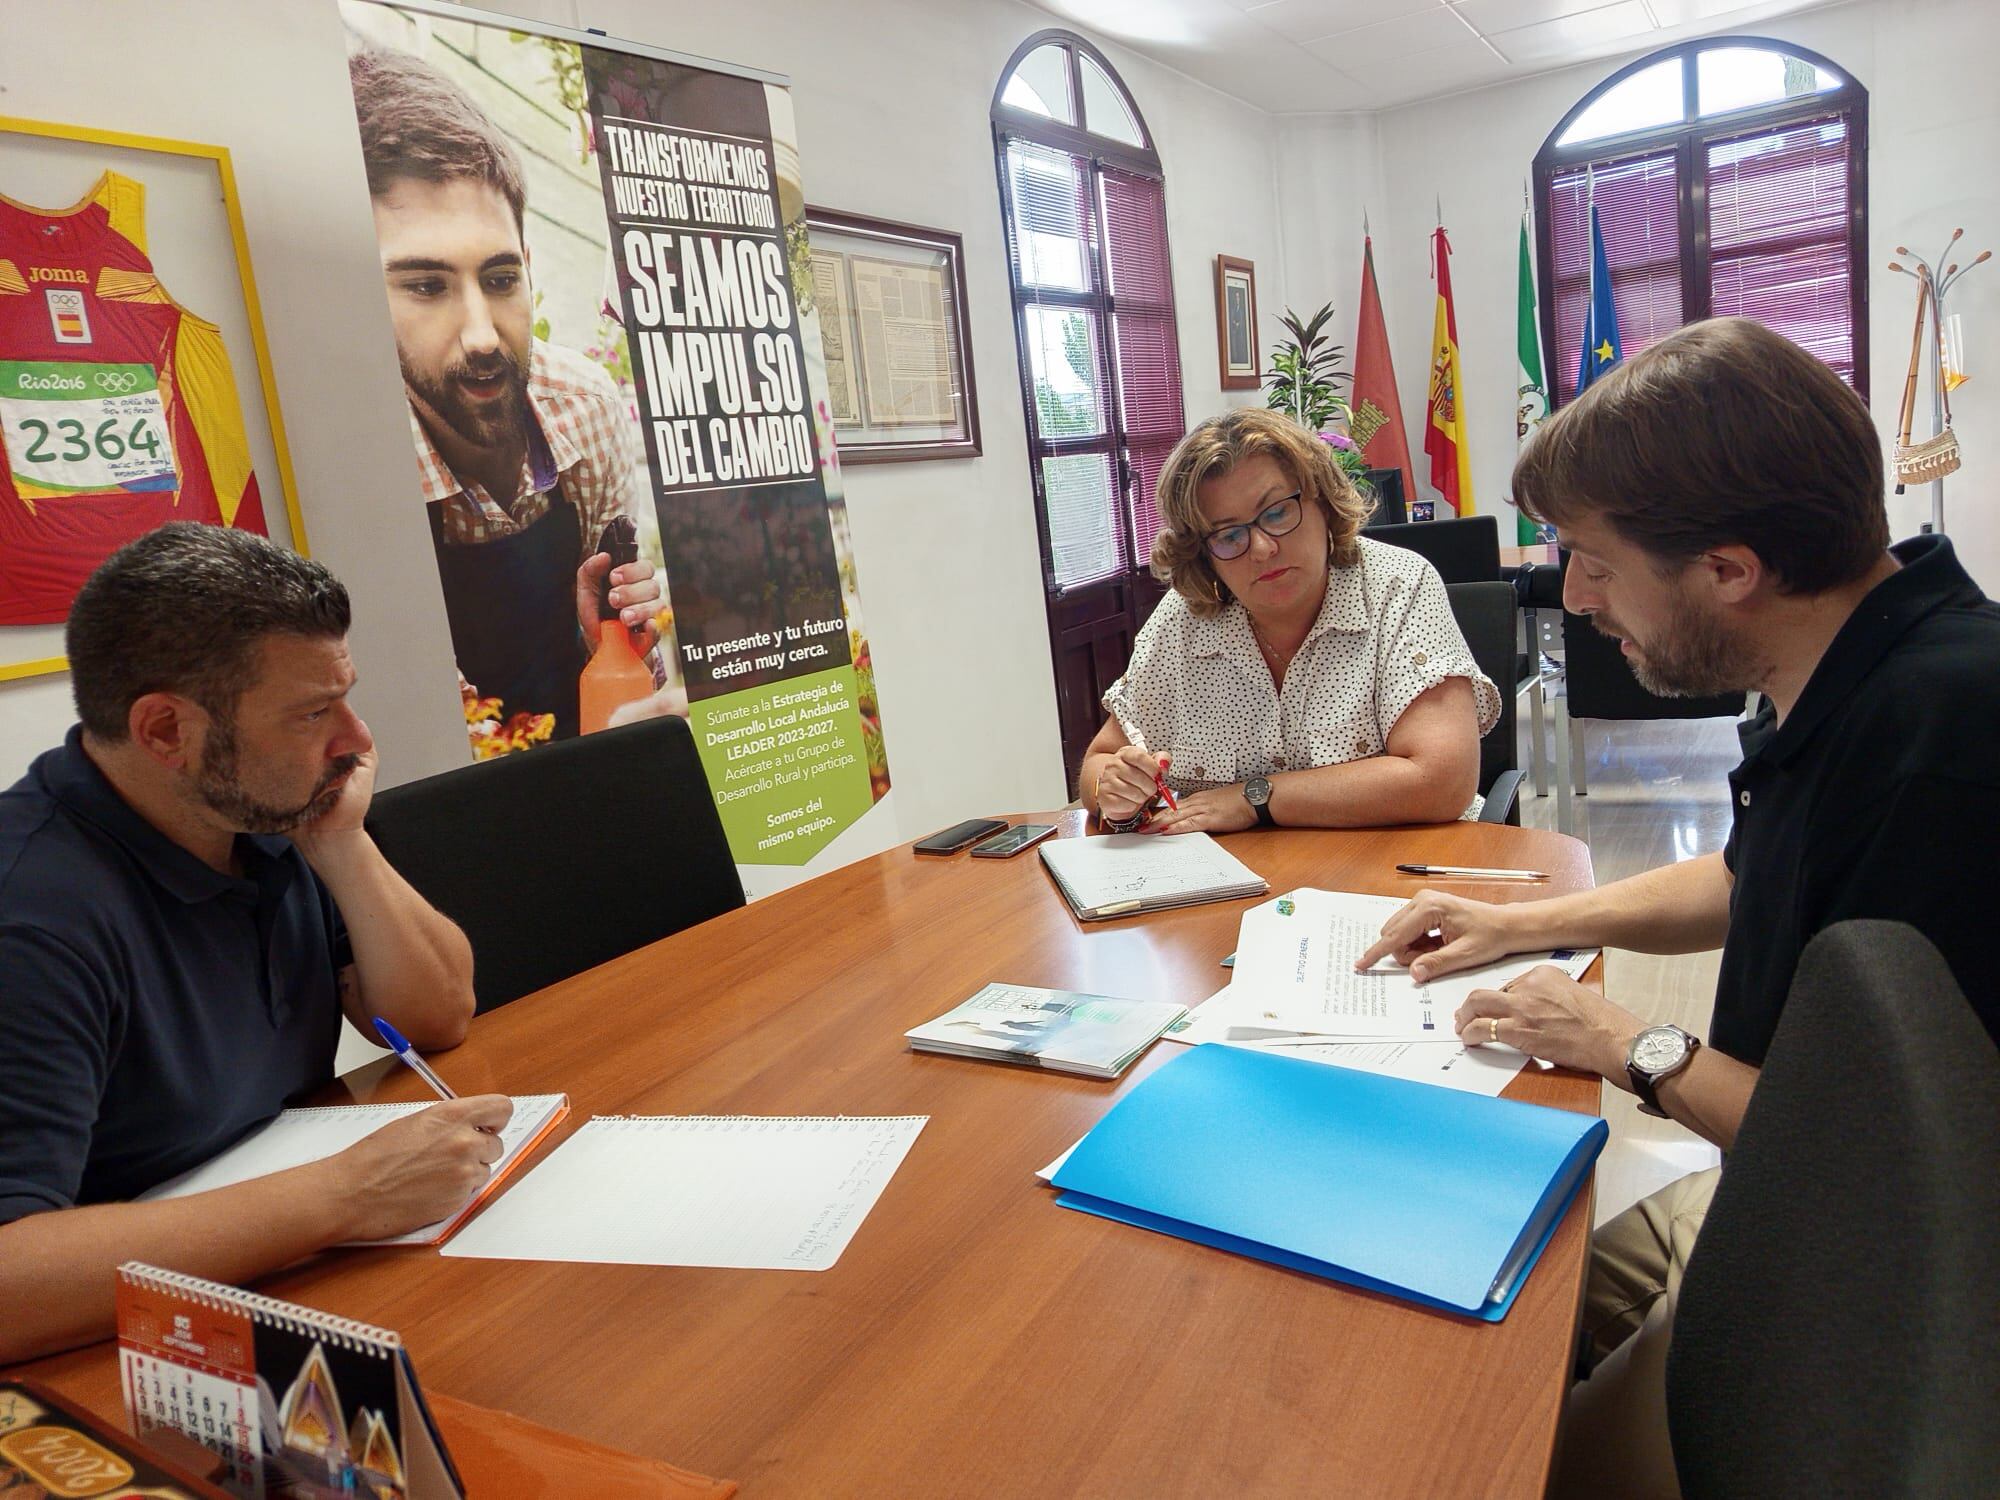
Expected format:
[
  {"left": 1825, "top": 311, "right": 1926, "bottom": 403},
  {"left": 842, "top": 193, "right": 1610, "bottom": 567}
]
[
  {"left": 1242, "top": 775, "right": 1276, "bottom": 827},
  {"left": 1626, "top": 1023, "right": 1701, "bottom": 1117}
]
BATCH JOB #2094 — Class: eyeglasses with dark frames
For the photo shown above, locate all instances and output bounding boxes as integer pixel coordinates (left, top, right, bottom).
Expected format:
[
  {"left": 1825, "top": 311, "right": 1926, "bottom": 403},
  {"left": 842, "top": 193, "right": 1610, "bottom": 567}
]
[{"left": 1203, "top": 492, "right": 1304, "bottom": 561}]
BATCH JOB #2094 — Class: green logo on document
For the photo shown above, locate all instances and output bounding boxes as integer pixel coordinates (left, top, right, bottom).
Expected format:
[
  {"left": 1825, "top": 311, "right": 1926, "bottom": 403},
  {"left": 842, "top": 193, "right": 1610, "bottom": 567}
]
[{"left": 1277, "top": 898, "right": 1295, "bottom": 916}]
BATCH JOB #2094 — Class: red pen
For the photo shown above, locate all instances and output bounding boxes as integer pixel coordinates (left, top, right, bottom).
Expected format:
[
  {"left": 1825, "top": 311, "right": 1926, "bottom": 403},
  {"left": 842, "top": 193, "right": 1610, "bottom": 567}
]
[{"left": 1154, "top": 752, "right": 1179, "bottom": 811}]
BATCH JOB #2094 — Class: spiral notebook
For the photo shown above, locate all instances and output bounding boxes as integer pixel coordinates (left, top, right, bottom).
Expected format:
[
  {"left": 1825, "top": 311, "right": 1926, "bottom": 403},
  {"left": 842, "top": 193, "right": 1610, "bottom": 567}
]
[
  {"left": 136, "top": 1095, "right": 569, "bottom": 1246},
  {"left": 1038, "top": 832, "right": 1267, "bottom": 921},
  {"left": 116, "top": 1262, "right": 463, "bottom": 1500},
  {"left": 441, "top": 1114, "right": 927, "bottom": 1270}
]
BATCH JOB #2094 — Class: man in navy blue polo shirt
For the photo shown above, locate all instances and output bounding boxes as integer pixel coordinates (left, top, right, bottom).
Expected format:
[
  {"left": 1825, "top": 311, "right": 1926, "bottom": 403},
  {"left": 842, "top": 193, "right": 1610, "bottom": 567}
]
[
  {"left": 1355, "top": 318, "right": 2000, "bottom": 1496},
  {"left": 0, "top": 523, "right": 506, "bottom": 1361}
]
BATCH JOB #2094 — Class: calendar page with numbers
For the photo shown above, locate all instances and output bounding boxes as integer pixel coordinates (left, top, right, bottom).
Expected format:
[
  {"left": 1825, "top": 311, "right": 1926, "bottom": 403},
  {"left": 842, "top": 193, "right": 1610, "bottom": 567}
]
[{"left": 115, "top": 1264, "right": 463, "bottom": 1500}]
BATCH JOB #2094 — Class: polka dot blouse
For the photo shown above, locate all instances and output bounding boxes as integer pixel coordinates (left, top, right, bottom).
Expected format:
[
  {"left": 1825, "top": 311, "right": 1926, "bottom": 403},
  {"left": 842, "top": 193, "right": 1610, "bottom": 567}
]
[{"left": 1103, "top": 536, "right": 1501, "bottom": 808}]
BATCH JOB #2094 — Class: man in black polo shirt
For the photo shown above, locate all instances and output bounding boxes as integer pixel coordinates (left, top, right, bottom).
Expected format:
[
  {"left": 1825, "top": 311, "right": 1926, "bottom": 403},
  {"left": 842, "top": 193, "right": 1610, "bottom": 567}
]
[
  {"left": 0, "top": 524, "right": 507, "bottom": 1361},
  {"left": 1353, "top": 318, "right": 1999, "bottom": 1496}
]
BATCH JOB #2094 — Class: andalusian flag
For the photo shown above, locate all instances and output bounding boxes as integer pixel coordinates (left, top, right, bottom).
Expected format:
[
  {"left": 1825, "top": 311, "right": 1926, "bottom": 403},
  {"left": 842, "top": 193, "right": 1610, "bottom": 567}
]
[
  {"left": 1424, "top": 225, "right": 1474, "bottom": 517},
  {"left": 1515, "top": 211, "right": 1550, "bottom": 544},
  {"left": 1574, "top": 194, "right": 1623, "bottom": 398}
]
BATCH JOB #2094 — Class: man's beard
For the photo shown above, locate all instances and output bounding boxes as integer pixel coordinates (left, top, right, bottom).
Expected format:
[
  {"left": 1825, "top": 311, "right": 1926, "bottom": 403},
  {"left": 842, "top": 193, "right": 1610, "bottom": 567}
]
[
  {"left": 1596, "top": 586, "right": 1764, "bottom": 698},
  {"left": 404, "top": 346, "right": 529, "bottom": 452},
  {"left": 194, "top": 717, "right": 359, "bottom": 835}
]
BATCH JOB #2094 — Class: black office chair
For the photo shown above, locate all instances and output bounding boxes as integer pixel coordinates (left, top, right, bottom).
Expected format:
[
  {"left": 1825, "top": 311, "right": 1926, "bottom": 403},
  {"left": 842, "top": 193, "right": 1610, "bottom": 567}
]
[
  {"left": 1365, "top": 514, "right": 1500, "bottom": 583},
  {"left": 1445, "top": 581, "right": 1524, "bottom": 824},
  {"left": 1666, "top": 920, "right": 2000, "bottom": 1497},
  {"left": 1358, "top": 467, "right": 1408, "bottom": 528},
  {"left": 1559, "top": 609, "right": 1746, "bottom": 725},
  {"left": 366, "top": 715, "right": 746, "bottom": 1013}
]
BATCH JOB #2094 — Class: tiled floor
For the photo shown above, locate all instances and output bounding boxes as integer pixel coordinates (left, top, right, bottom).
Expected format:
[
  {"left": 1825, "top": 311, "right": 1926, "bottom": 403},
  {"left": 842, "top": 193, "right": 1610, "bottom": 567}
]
[{"left": 1516, "top": 703, "right": 1740, "bottom": 1217}]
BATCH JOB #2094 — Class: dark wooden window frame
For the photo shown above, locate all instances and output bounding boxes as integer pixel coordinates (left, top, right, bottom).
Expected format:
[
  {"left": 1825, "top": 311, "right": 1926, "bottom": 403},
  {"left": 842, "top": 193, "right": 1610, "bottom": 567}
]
[
  {"left": 1532, "top": 37, "right": 1870, "bottom": 406},
  {"left": 992, "top": 28, "right": 1175, "bottom": 599},
  {"left": 993, "top": 30, "right": 1189, "bottom": 792}
]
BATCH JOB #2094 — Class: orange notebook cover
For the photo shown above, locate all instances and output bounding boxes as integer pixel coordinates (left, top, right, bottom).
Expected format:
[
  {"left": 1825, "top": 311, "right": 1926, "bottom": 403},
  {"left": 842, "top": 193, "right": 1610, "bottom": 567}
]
[{"left": 418, "top": 1095, "right": 569, "bottom": 1246}]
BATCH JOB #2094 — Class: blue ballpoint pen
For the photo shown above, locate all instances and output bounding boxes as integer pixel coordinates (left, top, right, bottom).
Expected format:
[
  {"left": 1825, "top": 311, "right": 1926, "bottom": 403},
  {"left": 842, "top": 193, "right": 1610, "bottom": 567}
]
[{"left": 372, "top": 1017, "right": 460, "bottom": 1102}]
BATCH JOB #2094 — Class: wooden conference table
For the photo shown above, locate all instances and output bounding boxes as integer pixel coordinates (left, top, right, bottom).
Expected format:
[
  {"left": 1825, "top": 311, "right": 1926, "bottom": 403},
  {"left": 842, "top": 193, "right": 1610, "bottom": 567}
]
[{"left": 19, "top": 812, "right": 1602, "bottom": 1498}]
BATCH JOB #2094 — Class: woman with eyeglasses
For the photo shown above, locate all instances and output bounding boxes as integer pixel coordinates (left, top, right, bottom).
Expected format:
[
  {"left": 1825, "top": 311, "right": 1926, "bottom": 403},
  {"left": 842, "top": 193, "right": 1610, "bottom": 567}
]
[{"left": 1082, "top": 407, "right": 1499, "bottom": 834}]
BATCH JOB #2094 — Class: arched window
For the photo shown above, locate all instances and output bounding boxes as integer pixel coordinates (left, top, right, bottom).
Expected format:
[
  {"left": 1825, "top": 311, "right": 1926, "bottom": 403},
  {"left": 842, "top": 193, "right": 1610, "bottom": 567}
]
[
  {"left": 993, "top": 32, "right": 1185, "bottom": 786},
  {"left": 1533, "top": 38, "right": 1867, "bottom": 405}
]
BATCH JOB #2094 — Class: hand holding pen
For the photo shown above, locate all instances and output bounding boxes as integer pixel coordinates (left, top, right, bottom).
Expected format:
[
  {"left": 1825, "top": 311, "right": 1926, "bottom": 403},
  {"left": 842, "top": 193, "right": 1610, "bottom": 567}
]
[
  {"left": 374, "top": 1018, "right": 503, "bottom": 1135},
  {"left": 1095, "top": 742, "right": 1175, "bottom": 826}
]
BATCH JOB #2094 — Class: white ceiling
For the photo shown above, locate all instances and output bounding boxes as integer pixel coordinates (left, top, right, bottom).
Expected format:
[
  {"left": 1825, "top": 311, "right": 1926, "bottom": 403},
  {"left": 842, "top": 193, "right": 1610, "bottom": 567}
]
[{"left": 1022, "top": 0, "right": 1854, "bottom": 112}]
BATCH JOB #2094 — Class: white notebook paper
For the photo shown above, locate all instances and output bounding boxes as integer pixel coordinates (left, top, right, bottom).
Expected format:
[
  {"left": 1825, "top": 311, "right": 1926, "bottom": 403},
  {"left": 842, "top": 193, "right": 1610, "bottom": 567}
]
[
  {"left": 136, "top": 1093, "right": 570, "bottom": 1246},
  {"left": 1038, "top": 831, "right": 1267, "bottom": 921},
  {"left": 440, "top": 1114, "right": 928, "bottom": 1270}
]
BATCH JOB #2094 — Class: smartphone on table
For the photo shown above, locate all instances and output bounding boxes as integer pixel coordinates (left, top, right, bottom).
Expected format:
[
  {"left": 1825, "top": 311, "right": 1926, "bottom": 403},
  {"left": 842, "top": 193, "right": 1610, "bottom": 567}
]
[
  {"left": 914, "top": 818, "right": 1008, "bottom": 855},
  {"left": 970, "top": 824, "right": 1058, "bottom": 858}
]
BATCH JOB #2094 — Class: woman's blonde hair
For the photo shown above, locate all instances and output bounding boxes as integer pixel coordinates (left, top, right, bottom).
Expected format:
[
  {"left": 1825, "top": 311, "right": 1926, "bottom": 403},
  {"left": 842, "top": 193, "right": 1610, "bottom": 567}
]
[{"left": 1150, "top": 408, "right": 1371, "bottom": 616}]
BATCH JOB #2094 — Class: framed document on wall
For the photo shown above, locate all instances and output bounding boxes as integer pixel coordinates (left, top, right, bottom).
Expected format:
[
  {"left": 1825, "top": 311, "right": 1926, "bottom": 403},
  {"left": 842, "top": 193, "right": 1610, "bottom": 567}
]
[{"left": 804, "top": 207, "right": 979, "bottom": 463}]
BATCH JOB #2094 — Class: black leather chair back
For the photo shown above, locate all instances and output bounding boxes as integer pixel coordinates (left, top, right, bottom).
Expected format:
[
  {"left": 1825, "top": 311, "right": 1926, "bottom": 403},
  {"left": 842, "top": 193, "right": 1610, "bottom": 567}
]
[
  {"left": 1445, "top": 581, "right": 1520, "bottom": 822},
  {"left": 366, "top": 716, "right": 745, "bottom": 1013},
  {"left": 1365, "top": 514, "right": 1500, "bottom": 583},
  {"left": 1560, "top": 607, "right": 1745, "bottom": 721},
  {"left": 1667, "top": 920, "right": 2000, "bottom": 1498}
]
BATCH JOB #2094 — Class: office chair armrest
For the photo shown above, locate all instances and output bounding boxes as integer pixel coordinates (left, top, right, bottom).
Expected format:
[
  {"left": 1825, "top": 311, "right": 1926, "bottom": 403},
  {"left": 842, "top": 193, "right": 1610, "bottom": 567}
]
[{"left": 1478, "top": 769, "right": 1524, "bottom": 825}]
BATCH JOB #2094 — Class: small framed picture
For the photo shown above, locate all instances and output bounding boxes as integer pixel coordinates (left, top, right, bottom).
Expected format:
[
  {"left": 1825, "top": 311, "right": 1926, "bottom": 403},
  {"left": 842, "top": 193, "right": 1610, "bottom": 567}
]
[
  {"left": 1215, "top": 254, "right": 1259, "bottom": 391},
  {"left": 803, "top": 206, "right": 980, "bottom": 463}
]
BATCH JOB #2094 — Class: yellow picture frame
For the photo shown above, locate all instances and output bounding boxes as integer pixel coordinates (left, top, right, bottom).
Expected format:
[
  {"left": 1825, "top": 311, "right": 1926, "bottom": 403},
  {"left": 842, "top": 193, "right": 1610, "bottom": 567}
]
[{"left": 0, "top": 114, "right": 306, "bottom": 682}]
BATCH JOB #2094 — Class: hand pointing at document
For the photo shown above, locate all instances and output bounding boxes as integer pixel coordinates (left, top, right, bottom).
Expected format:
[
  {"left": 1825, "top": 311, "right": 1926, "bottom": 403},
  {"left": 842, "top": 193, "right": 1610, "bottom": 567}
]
[{"left": 1352, "top": 889, "right": 1530, "bottom": 983}]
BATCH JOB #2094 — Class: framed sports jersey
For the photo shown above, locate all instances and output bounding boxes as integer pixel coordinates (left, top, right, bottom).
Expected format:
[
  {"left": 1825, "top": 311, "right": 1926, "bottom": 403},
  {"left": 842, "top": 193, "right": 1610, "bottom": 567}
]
[{"left": 0, "top": 116, "right": 304, "bottom": 680}]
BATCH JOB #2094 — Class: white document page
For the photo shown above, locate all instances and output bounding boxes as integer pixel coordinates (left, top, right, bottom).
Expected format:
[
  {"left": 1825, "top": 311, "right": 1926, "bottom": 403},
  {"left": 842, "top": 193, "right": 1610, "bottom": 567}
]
[
  {"left": 1038, "top": 832, "right": 1265, "bottom": 915},
  {"left": 1226, "top": 889, "right": 1598, "bottom": 1040},
  {"left": 137, "top": 1095, "right": 569, "bottom": 1246},
  {"left": 1166, "top": 990, "right": 1530, "bottom": 1097},
  {"left": 440, "top": 1114, "right": 927, "bottom": 1270}
]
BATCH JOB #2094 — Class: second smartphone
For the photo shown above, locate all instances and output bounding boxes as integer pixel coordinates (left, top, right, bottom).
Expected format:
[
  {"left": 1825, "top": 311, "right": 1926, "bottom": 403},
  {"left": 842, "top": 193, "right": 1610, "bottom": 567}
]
[{"left": 970, "top": 823, "right": 1058, "bottom": 858}]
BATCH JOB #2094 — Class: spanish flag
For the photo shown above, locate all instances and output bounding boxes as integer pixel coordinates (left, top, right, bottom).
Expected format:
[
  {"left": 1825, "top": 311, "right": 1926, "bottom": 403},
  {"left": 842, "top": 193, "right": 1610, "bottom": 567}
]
[{"left": 1424, "top": 225, "right": 1475, "bottom": 517}]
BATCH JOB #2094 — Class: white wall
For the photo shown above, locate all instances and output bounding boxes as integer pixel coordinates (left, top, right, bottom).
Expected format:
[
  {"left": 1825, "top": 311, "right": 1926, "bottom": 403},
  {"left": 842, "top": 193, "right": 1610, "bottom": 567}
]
[
  {"left": 1272, "top": 112, "right": 1384, "bottom": 370},
  {"left": 0, "top": 0, "right": 1289, "bottom": 858},
  {"left": 1364, "top": 0, "right": 2000, "bottom": 589}
]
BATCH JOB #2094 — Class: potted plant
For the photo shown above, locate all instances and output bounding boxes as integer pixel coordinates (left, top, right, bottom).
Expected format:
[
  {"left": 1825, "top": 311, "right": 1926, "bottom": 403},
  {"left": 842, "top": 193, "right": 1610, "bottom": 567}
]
[{"left": 1264, "top": 302, "right": 1351, "bottom": 433}]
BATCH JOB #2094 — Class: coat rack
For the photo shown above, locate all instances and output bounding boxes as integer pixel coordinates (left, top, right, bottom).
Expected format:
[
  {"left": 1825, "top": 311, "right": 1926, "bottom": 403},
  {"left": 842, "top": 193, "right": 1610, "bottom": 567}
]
[{"left": 1889, "top": 229, "right": 1991, "bottom": 534}]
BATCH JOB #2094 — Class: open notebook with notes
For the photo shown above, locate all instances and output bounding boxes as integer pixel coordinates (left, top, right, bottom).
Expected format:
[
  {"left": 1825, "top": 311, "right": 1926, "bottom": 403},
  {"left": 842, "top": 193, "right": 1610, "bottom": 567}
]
[{"left": 1038, "top": 831, "right": 1267, "bottom": 921}]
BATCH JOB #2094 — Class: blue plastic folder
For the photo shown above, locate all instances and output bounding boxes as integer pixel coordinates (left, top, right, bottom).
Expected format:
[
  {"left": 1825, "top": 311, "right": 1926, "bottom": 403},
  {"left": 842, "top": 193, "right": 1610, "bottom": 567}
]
[{"left": 1052, "top": 1044, "right": 1608, "bottom": 1320}]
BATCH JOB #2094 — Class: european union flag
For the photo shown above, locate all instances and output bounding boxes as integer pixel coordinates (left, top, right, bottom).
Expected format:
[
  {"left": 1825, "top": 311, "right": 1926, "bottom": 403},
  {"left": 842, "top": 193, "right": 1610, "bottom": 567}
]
[{"left": 1574, "top": 200, "right": 1622, "bottom": 398}]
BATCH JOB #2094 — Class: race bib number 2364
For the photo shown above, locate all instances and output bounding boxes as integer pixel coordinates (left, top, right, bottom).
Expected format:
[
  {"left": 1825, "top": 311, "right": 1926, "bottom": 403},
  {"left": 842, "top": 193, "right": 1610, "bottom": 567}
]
[{"left": 0, "top": 359, "right": 178, "bottom": 498}]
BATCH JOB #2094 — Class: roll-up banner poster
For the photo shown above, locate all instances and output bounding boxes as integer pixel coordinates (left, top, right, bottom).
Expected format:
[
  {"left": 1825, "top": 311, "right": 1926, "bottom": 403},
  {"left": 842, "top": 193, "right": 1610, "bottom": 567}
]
[{"left": 340, "top": 0, "right": 890, "bottom": 873}]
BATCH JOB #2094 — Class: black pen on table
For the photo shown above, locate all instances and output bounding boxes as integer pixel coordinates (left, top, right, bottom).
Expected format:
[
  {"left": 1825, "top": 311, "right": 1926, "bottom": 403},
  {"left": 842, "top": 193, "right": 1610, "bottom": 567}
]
[{"left": 1395, "top": 863, "right": 1548, "bottom": 881}]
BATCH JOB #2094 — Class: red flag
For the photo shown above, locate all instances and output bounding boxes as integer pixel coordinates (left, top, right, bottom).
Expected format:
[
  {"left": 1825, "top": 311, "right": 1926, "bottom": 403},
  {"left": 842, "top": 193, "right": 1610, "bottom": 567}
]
[
  {"left": 1424, "top": 226, "right": 1475, "bottom": 516},
  {"left": 1349, "top": 234, "right": 1415, "bottom": 500}
]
